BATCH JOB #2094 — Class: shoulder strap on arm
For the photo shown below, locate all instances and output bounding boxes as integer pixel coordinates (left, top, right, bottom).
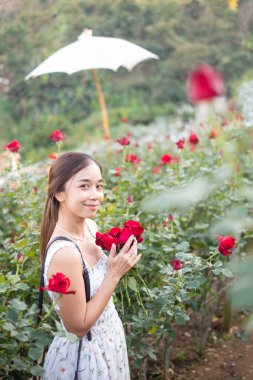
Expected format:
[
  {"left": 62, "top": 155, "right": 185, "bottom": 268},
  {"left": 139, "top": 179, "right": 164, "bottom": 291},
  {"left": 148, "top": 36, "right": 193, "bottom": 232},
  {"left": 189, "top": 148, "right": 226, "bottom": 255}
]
[{"left": 37, "top": 236, "right": 89, "bottom": 324}]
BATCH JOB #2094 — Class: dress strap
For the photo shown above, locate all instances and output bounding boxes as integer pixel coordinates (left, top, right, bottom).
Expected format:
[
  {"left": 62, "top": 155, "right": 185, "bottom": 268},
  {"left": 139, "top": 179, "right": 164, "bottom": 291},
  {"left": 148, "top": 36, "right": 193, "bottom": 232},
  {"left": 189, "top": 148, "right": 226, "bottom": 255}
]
[{"left": 37, "top": 236, "right": 91, "bottom": 340}]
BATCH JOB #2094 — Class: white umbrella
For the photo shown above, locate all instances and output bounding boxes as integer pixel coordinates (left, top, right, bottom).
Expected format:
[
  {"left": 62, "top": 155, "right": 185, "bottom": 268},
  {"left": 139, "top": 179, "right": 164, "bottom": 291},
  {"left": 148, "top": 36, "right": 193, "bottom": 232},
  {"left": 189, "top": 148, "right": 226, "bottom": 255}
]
[{"left": 25, "top": 29, "right": 159, "bottom": 140}]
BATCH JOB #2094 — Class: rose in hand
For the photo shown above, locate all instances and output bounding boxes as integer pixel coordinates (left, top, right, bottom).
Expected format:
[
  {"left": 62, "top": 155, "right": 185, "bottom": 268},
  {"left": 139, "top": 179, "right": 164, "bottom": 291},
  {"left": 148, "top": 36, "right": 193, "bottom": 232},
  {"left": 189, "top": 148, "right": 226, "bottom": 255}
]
[{"left": 95, "top": 220, "right": 144, "bottom": 252}]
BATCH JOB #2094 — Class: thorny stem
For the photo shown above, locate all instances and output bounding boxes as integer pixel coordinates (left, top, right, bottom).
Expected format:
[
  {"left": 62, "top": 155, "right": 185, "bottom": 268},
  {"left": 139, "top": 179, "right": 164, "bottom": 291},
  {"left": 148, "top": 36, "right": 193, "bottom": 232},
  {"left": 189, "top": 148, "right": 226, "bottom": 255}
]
[
  {"left": 119, "top": 283, "right": 124, "bottom": 315},
  {"left": 136, "top": 288, "right": 148, "bottom": 316},
  {"left": 176, "top": 271, "right": 181, "bottom": 291},
  {"left": 208, "top": 251, "right": 219, "bottom": 262},
  {"left": 135, "top": 268, "right": 154, "bottom": 301},
  {"left": 123, "top": 277, "right": 131, "bottom": 306}
]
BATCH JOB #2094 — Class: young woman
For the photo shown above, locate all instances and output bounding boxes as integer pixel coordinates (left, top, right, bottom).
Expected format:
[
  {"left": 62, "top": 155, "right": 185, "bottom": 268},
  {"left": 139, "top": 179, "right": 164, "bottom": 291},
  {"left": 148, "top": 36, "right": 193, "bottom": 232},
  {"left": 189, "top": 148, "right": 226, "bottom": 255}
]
[{"left": 40, "top": 152, "right": 141, "bottom": 379}]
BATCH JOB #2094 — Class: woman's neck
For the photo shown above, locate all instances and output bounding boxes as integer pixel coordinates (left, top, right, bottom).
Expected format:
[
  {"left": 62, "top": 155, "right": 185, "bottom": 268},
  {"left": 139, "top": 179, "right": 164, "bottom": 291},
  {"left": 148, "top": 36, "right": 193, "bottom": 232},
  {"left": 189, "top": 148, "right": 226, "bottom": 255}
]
[{"left": 56, "top": 213, "right": 86, "bottom": 239}]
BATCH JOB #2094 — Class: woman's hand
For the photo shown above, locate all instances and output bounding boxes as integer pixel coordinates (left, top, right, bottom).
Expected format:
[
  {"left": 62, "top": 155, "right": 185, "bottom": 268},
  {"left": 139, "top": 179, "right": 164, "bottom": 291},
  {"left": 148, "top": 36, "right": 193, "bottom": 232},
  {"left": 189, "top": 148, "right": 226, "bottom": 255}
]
[{"left": 107, "top": 235, "right": 142, "bottom": 282}]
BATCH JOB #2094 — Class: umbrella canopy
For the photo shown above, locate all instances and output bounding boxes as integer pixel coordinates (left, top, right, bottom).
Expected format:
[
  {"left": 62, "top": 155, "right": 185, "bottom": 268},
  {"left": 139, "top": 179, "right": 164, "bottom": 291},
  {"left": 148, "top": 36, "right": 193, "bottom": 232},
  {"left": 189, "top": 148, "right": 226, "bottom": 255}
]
[
  {"left": 25, "top": 29, "right": 159, "bottom": 140},
  {"left": 26, "top": 29, "right": 159, "bottom": 78}
]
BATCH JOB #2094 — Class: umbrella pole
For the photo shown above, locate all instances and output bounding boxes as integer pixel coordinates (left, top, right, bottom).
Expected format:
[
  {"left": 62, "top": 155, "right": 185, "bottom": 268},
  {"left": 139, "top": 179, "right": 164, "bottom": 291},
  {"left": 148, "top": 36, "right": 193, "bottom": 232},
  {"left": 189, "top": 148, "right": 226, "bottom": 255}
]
[{"left": 92, "top": 69, "right": 110, "bottom": 141}]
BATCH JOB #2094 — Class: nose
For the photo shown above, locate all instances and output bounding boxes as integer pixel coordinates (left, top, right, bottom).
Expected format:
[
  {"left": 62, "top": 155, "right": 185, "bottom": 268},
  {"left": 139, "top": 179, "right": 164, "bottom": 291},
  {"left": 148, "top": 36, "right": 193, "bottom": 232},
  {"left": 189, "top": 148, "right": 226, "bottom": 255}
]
[{"left": 88, "top": 186, "right": 99, "bottom": 199}]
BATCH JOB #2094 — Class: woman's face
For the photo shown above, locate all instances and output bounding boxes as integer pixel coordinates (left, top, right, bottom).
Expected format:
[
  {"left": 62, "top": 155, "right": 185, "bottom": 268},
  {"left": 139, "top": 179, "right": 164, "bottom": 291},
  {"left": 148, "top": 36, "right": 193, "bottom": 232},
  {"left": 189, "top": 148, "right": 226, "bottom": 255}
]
[{"left": 56, "top": 162, "right": 104, "bottom": 219}]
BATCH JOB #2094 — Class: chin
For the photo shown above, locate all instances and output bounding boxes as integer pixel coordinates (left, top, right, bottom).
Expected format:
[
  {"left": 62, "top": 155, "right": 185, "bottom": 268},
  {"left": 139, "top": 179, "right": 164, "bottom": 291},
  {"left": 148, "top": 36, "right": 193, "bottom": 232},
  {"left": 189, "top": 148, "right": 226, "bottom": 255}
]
[{"left": 86, "top": 210, "right": 97, "bottom": 218}]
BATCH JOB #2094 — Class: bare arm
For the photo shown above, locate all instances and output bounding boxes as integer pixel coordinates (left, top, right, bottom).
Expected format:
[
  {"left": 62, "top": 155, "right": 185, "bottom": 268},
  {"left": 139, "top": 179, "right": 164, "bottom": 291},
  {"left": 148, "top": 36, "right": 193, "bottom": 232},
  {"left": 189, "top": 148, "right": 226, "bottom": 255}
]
[{"left": 47, "top": 235, "right": 141, "bottom": 338}]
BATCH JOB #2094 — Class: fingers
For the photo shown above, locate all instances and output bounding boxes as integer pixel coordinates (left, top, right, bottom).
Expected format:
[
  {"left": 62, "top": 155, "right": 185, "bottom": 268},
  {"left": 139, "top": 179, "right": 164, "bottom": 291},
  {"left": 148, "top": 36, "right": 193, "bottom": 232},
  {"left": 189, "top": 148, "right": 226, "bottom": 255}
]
[
  {"left": 127, "top": 239, "right": 138, "bottom": 258},
  {"left": 120, "top": 235, "right": 135, "bottom": 254},
  {"left": 132, "top": 254, "right": 142, "bottom": 267},
  {"left": 108, "top": 243, "right": 117, "bottom": 259}
]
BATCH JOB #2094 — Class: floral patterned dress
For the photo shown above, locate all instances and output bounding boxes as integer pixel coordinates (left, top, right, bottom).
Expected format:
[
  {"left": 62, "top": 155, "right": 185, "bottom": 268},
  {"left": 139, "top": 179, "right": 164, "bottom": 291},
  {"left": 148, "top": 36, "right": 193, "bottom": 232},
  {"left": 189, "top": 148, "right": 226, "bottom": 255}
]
[{"left": 42, "top": 232, "right": 130, "bottom": 380}]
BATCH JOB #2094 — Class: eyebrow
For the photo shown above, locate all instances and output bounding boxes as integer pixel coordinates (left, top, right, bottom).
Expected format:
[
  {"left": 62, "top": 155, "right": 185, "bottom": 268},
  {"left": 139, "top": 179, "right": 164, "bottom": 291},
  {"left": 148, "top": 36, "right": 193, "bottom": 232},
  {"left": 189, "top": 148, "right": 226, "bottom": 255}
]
[{"left": 77, "top": 179, "right": 103, "bottom": 183}]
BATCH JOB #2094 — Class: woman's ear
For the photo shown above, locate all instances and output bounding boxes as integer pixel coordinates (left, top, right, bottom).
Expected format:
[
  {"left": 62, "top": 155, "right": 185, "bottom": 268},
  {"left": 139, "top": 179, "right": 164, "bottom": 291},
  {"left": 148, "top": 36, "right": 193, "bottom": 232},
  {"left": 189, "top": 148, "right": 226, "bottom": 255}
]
[{"left": 54, "top": 191, "right": 65, "bottom": 203}]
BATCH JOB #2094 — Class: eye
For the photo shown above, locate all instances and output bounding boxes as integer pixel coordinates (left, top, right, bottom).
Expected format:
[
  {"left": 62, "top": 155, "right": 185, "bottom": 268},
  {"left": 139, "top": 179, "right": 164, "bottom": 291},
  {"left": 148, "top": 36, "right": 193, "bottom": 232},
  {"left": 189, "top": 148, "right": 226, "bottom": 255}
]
[
  {"left": 80, "top": 184, "right": 89, "bottom": 189},
  {"left": 97, "top": 184, "right": 104, "bottom": 190}
]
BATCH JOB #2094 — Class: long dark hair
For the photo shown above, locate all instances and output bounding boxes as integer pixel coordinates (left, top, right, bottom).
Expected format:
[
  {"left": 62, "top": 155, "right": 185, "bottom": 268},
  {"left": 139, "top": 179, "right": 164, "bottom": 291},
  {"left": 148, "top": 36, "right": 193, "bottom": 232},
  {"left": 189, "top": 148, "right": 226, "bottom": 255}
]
[{"left": 40, "top": 152, "right": 102, "bottom": 264}]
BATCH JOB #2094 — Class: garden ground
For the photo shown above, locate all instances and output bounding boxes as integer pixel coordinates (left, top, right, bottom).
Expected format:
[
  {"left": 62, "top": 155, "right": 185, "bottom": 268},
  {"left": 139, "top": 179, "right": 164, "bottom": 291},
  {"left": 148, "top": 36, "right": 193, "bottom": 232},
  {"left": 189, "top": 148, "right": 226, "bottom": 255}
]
[{"left": 172, "top": 312, "right": 253, "bottom": 380}]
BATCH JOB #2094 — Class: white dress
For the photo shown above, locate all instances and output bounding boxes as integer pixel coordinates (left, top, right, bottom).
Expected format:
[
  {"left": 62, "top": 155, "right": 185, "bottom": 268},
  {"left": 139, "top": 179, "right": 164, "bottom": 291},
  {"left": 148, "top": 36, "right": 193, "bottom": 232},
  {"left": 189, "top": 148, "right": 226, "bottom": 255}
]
[{"left": 42, "top": 230, "right": 130, "bottom": 380}]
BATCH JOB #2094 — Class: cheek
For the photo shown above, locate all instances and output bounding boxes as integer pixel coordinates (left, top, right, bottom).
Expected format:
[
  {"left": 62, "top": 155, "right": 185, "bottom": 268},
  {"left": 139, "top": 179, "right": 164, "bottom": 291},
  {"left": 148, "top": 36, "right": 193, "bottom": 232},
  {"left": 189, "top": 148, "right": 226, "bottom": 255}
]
[{"left": 99, "top": 192, "right": 104, "bottom": 203}]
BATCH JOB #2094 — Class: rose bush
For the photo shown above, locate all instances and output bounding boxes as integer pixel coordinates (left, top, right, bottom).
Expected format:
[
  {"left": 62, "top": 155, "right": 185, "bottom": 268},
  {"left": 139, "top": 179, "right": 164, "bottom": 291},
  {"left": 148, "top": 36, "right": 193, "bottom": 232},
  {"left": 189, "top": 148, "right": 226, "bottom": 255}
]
[{"left": 1, "top": 113, "right": 253, "bottom": 379}]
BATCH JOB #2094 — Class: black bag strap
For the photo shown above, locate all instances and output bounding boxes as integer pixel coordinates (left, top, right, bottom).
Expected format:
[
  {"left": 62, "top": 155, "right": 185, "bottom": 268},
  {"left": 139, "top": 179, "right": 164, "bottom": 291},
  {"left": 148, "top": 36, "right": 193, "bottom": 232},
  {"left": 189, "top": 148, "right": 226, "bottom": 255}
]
[{"left": 36, "top": 236, "right": 92, "bottom": 380}]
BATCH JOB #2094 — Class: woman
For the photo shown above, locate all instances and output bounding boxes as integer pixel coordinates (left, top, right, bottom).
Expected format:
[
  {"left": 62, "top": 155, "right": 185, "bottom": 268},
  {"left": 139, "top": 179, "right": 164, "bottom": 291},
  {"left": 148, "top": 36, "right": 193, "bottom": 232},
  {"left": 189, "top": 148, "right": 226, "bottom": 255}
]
[{"left": 40, "top": 152, "right": 141, "bottom": 379}]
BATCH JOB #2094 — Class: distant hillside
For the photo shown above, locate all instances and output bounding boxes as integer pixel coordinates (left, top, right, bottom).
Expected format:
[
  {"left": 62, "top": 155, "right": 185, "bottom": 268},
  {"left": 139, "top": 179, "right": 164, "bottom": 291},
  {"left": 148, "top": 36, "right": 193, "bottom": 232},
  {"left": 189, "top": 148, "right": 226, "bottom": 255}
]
[{"left": 1, "top": 0, "right": 253, "bottom": 160}]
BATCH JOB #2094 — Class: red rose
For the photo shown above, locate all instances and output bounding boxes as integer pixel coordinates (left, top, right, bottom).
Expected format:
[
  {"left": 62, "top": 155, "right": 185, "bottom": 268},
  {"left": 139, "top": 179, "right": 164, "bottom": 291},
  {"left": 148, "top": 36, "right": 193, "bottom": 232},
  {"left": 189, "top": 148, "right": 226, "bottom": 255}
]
[
  {"left": 119, "top": 228, "right": 133, "bottom": 244},
  {"left": 95, "top": 231, "right": 119, "bottom": 252},
  {"left": 171, "top": 259, "right": 183, "bottom": 270},
  {"left": 125, "top": 154, "right": 141, "bottom": 164},
  {"left": 173, "top": 156, "right": 180, "bottom": 164},
  {"left": 116, "top": 137, "right": 130, "bottom": 146},
  {"left": 108, "top": 227, "right": 121, "bottom": 238},
  {"left": 3, "top": 140, "right": 21, "bottom": 153},
  {"left": 50, "top": 129, "right": 65, "bottom": 142},
  {"left": 152, "top": 166, "right": 162, "bottom": 174},
  {"left": 48, "top": 153, "right": 58, "bottom": 160},
  {"left": 95, "top": 220, "right": 144, "bottom": 253},
  {"left": 162, "top": 220, "right": 168, "bottom": 228},
  {"left": 161, "top": 154, "right": 172, "bottom": 165},
  {"left": 127, "top": 194, "right": 133, "bottom": 204},
  {"left": 189, "top": 133, "right": 199, "bottom": 145},
  {"left": 209, "top": 129, "right": 220, "bottom": 139},
  {"left": 121, "top": 117, "right": 128, "bottom": 123},
  {"left": 176, "top": 139, "right": 185, "bottom": 150},
  {"left": 16, "top": 252, "right": 24, "bottom": 263},
  {"left": 123, "top": 220, "right": 144, "bottom": 243},
  {"left": 217, "top": 235, "right": 236, "bottom": 256},
  {"left": 147, "top": 143, "right": 154, "bottom": 151},
  {"left": 169, "top": 214, "right": 174, "bottom": 221},
  {"left": 39, "top": 272, "right": 76, "bottom": 294},
  {"left": 114, "top": 167, "right": 122, "bottom": 177},
  {"left": 187, "top": 64, "right": 225, "bottom": 103}
]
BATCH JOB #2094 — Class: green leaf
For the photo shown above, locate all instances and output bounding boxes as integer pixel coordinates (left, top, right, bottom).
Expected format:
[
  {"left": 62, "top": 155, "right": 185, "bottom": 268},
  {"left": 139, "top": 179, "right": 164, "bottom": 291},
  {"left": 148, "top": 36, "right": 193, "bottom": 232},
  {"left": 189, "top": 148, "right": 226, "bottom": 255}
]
[
  {"left": 18, "top": 318, "right": 30, "bottom": 328},
  {"left": 13, "top": 282, "right": 30, "bottom": 291},
  {"left": 174, "top": 241, "right": 190, "bottom": 251},
  {"left": 176, "top": 252, "right": 193, "bottom": 260},
  {"left": 10, "top": 298, "right": 27, "bottom": 311},
  {"left": 28, "top": 347, "right": 44, "bottom": 361},
  {"left": 31, "top": 331, "right": 52, "bottom": 347},
  {"left": 221, "top": 268, "right": 233, "bottom": 278},
  {"left": 186, "top": 281, "right": 199, "bottom": 289},
  {"left": 10, "top": 330, "right": 29, "bottom": 342},
  {"left": 25, "top": 303, "right": 38, "bottom": 317},
  {"left": 30, "top": 365, "right": 45, "bottom": 376},
  {"left": 127, "top": 277, "right": 138, "bottom": 292},
  {"left": 6, "top": 307, "right": 19, "bottom": 323},
  {"left": 11, "top": 357, "right": 27, "bottom": 370},
  {"left": 66, "top": 332, "right": 79, "bottom": 343},
  {"left": 212, "top": 269, "right": 222, "bottom": 275},
  {"left": 2, "top": 322, "right": 15, "bottom": 331},
  {"left": 175, "top": 312, "right": 190, "bottom": 325},
  {"left": 0, "top": 283, "right": 9, "bottom": 292},
  {"left": 214, "top": 261, "right": 223, "bottom": 268}
]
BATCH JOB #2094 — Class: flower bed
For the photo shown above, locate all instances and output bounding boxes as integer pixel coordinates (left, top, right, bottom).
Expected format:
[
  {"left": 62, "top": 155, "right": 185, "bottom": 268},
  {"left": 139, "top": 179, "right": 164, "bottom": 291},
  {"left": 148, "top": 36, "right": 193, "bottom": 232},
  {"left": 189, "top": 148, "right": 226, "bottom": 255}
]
[{"left": 0, "top": 115, "right": 252, "bottom": 379}]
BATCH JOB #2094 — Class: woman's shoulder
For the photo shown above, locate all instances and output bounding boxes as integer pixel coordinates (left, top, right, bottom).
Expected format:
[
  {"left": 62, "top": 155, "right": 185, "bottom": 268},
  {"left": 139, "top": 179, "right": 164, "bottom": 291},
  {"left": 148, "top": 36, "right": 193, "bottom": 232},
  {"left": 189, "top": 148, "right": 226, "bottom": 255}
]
[{"left": 45, "top": 240, "right": 80, "bottom": 266}]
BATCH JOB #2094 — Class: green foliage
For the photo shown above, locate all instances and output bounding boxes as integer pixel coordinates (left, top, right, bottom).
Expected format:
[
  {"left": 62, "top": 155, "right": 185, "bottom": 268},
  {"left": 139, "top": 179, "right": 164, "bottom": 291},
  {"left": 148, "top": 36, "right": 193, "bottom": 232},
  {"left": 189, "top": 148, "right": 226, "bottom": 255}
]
[{"left": 1, "top": 111, "right": 253, "bottom": 379}]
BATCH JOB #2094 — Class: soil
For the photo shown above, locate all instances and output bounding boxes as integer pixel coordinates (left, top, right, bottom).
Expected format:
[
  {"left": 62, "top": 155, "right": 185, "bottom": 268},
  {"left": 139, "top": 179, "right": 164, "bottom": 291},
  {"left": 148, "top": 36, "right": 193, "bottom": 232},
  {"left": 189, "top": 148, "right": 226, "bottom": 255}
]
[{"left": 171, "top": 313, "right": 253, "bottom": 380}]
